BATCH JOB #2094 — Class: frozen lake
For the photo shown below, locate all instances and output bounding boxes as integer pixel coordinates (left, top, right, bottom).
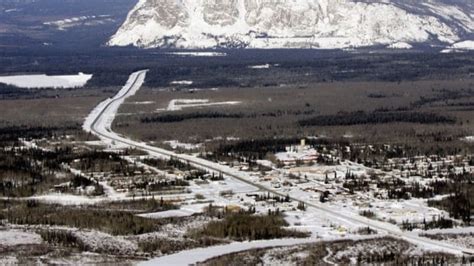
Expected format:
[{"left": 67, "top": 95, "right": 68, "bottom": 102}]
[{"left": 0, "top": 72, "right": 92, "bottom": 89}]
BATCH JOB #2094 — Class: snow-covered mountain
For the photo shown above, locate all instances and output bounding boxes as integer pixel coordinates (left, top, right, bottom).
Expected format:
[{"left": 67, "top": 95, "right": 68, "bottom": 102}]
[{"left": 108, "top": 0, "right": 474, "bottom": 49}]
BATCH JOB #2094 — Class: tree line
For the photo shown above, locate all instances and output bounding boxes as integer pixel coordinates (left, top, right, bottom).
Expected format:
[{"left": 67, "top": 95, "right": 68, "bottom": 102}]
[
  {"left": 141, "top": 112, "right": 244, "bottom": 124},
  {"left": 299, "top": 111, "right": 455, "bottom": 127}
]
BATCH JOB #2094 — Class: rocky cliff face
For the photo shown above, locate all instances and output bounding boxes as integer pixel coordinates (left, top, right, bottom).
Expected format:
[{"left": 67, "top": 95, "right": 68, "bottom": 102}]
[{"left": 108, "top": 0, "right": 474, "bottom": 49}]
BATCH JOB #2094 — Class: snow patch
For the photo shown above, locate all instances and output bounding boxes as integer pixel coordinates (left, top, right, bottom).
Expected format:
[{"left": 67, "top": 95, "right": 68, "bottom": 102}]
[
  {"left": 165, "top": 52, "right": 227, "bottom": 57},
  {"left": 451, "top": 40, "right": 474, "bottom": 50},
  {"left": 131, "top": 101, "right": 154, "bottom": 105},
  {"left": 461, "top": 136, "right": 474, "bottom": 142},
  {"left": 28, "top": 193, "right": 105, "bottom": 206},
  {"left": 0, "top": 230, "right": 43, "bottom": 246},
  {"left": 4, "top": 9, "right": 20, "bottom": 13},
  {"left": 159, "top": 99, "right": 241, "bottom": 112},
  {"left": 442, "top": 40, "right": 474, "bottom": 53},
  {"left": 170, "top": 80, "right": 193, "bottom": 86},
  {"left": 387, "top": 42, "right": 413, "bottom": 49},
  {"left": 138, "top": 208, "right": 197, "bottom": 219},
  {"left": 248, "top": 64, "right": 271, "bottom": 69},
  {"left": 163, "top": 140, "right": 202, "bottom": 150},
  {"left": 44, "top": 15, "right": 114, "bottom": 30},
  {"left": 275, "top": 146, "right": 318, "bottom": 164}
]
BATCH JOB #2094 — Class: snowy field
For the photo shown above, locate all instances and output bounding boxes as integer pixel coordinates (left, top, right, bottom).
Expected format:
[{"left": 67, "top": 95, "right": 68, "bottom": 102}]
[
  {"left": 163, "top": 140, "right": 203, "bottom": 150},
  {"left": 0, "top": 73, "right": 92, "bottom": 89}
]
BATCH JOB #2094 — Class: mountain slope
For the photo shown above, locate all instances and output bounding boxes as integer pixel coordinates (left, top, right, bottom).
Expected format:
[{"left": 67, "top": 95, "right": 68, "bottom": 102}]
[{"left": 108, "top": 0, "right": 474, "bottom": 49}]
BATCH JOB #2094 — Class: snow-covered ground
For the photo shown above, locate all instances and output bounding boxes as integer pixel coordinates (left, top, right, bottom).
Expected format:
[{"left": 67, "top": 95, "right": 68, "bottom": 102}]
[
  {"left": 256, "top": 159, "right": 454, "bottom": 227},
  {"left": 109, "top": 0, "right": 473, "bottom": 49},
  {"left": 139, "top": 238, "right": 319, "bottom": 266},
  {"left": 362, "top": 198, "right": 449, "bottom": 224},
  {"left": 158, "top": 99, "right": 241, "bottom": 112},
  {"left": 138, "top": 209, "right": 197, "bottom": 219},
  {"left": 285, "top": 208, "right": 371, "bottom": 239},
  {"left": 170, "top": 80, "right": 193, "bottom": 86},
  {"left": 163, "top": 140, "right": 203, "bottom": 150},
  {"left": 451, "top": 40, "right": 474, "bottom": 50},
  {"left": 0, "top": 230, "right": 42, "bottom": 246},
  {"left": 164, "top": 52, "right": 227, "bottom": 57},
  {"left": 387, "top": 42, "right": 413, "bottom": 49},
  {"left": 130, "top": 101, "right": 155, "bottom": 105},
  {"left": 461, "top": 136, "right": 474, "bottom": 142},
  {"left": 275, "top": 145, "right": 318, "bottom": 163},
  {"left": 0, "top": 73, "right": 92, "bottom": 89},
  {"left": 441, "top": 40, "right": 474, "bottom": 53},
  {"left": 0, "top": 159, "right": 192, "bottom": 206},
  {"left": 0, "top": 191, "right": 194, "bottom": 206},
  {"left": 248, "top": 64, "right": 272, "bottom": 69},
  {"left": 82, "top": 70, "right": 474, "bottom": 259},
  {"left": 44, "top": 15, "right": 114, "bottom": 30},
  {"left": 4, "top": 8, "right": 20, "bottom": 13},
  {"left": 28, "top": 193, "right": 106, "bottom": 206}
]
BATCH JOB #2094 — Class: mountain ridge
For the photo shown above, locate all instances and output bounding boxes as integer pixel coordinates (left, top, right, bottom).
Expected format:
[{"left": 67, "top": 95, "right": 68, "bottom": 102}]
[{"left": 108, "top": 0, "right": 474, "bottom": 49}]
